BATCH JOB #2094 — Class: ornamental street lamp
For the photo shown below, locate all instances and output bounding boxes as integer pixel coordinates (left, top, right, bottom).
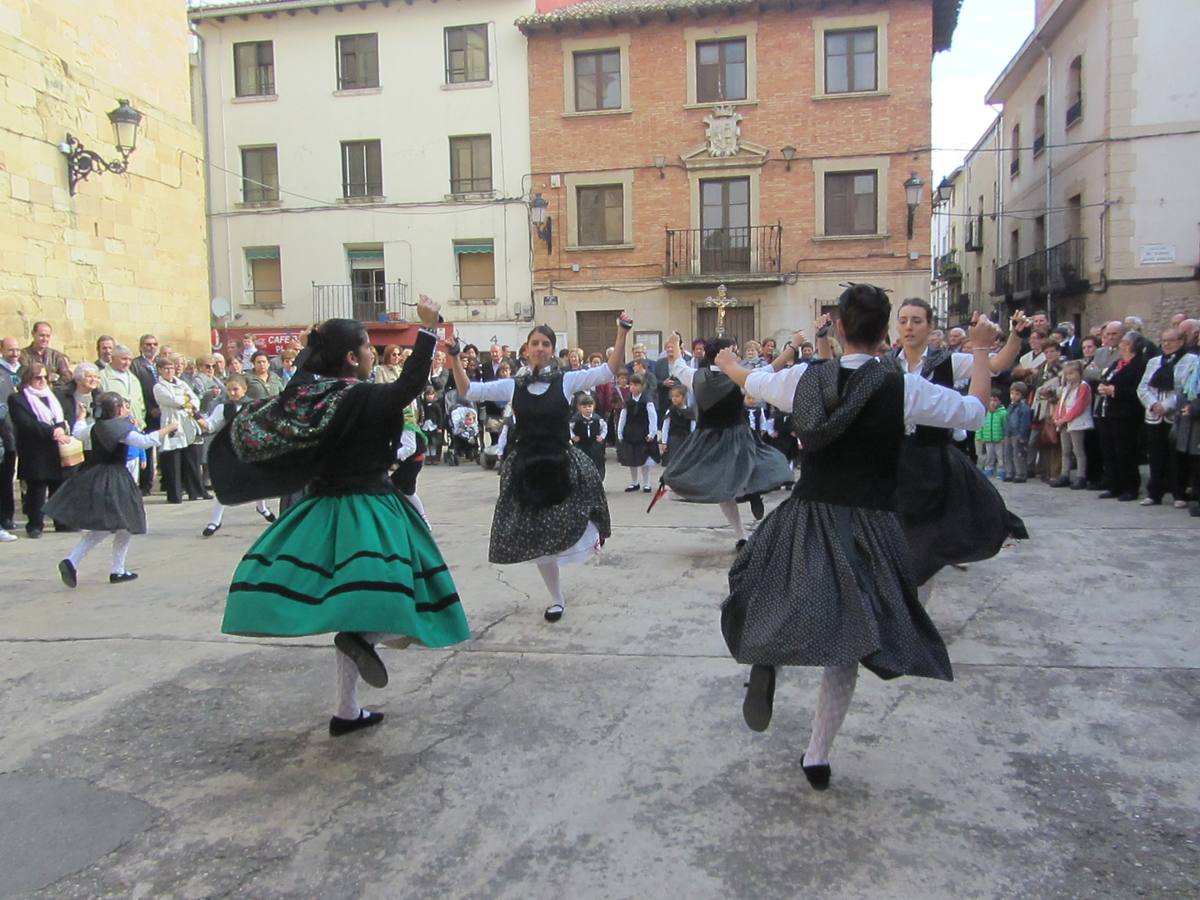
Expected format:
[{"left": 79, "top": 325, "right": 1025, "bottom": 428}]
[
  {"left": 529, "top": 192, "right": 552, "bottom": 253},
  {"left": 904, "top": 172, "right": 925, "bottom": 240},
  {"left": 59, "top": 99, "right": 144, "bottom": 195}
]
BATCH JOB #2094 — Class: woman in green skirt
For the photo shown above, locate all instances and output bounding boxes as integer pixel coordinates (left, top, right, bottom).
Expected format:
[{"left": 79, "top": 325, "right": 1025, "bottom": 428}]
[{"left": 215, "top": 296, "right": 468, "bottom": 736}]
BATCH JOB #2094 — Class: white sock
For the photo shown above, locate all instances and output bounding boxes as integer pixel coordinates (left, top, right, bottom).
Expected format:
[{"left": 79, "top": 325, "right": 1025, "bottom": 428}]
[
  {"left": 68, "top": 531, "right": 107, "bottom": 568},
  {"left": 255, "top": 500, "right": 269, "bottom": 515},
  {"left": 334, "top": 648, "right": 361, "bottom": 720},
  {"left": 627, "top": 467, "right": 639, "bottom": 486},
  {"left": 640, "top": 465, "right": 651, "bottom": 488},
  {"left": 718, "top": 501, "right": 746, "bottom": 540},
  {"left": 210, "top": 502, "right": 226, "bottom": 526},
  {"left": 111, "top": 530, "right": 131, "bottom": 574},
  {"left": 804, "top": 663, "right": 859, "bottom": 766},
  {"left": 404, "top": 492, "right": 430, "bottom": 528},
  {"left": 536, "top": 559, "right": 565, "bottom": 611}
]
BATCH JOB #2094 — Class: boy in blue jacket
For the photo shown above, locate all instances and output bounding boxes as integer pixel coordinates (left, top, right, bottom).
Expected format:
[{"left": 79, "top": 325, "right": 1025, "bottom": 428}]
[{"left": 1002, "top": 381, "right": 1033, "bottom": 483}]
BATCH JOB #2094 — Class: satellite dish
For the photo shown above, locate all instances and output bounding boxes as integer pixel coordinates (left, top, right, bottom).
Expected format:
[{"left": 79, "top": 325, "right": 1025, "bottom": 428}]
[{"left": 210, "top": 296, "right": 231, "bottom": 318}]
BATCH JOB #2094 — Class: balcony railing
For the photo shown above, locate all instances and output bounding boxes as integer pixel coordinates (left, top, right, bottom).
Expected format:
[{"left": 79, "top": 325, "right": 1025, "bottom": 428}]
[
  {"left": 935, "top": 250, "right": 961, "bottom": 282},
  {"left": 665, "top": 224, "right": 783, "bottom": 283},
  {"left": 312, "top": 281, "right": 408, "bottom": 323},
  {"left": 991, "top": 238, "right": 1088, "bottom": 298}
]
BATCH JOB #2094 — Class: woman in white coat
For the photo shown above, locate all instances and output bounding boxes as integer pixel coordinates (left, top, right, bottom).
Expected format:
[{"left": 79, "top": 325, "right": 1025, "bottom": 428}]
[{"left": 152, "top": 356, "right": 209, "bottom": 503}]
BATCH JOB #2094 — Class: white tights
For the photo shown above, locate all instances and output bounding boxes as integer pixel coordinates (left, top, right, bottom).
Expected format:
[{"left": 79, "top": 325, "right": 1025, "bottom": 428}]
[
  {"left": 804, "top": 663, "right": 859, "bottom": 766},
  {"left": 627, "top": 466, "right": 652, "bottom": 488},
  {"left": 718, "top": 501, "right": 746, "bottom": 540},
  {"left": 404, "top": 492, "right": 430, "bottom": 529},
  {"left": 536, "top": 559, "right": 565, "bottom": 611},
  {"left": 68, "top": 530, "right": 132, "bottom": 574},
  {"left": 334, "top": 631, "right": 385, "bottom": 719},
  {"left": 209, "top": 499, "right": 269, "bottom": 527}
]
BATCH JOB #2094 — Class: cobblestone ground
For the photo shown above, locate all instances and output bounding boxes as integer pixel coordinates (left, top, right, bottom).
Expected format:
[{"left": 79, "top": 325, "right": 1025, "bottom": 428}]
[{"left": 1, "top": 460, "right": 1197, "bottom": 899}]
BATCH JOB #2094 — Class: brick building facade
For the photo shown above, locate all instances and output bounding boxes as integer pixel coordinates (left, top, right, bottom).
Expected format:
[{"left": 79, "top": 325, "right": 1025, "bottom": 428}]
[{"left": 518, "top": 0, "right": 959, "bottom": 354}]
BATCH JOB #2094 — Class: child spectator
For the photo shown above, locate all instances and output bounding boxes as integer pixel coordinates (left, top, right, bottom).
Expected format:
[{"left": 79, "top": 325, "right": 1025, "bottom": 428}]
[
  {"left": 1002, "top": 382, "right": 1032, "bottom": 483},
  {"left": 1051, "top": 359, "right": 1093, "bottom": 489},
  {"left": 659, "top": 384, "right": 695, "bottom": 466},
  {"left": 617, "top": 373, "right": 659, "bottom": 492},
  {"left": 570, "top": 393, "right": 608, "bottom": 481},
  {"left": 391, "top": 403, "right": 430, "bottom": 527},
  {"left": 418, "top": 384, "right": 445, "bottom": 465},
  {"left": 447, "top": 408, "right": 479, "bottom": 466},
  {"left": 976, "top": 389, "right": 1008, "bottom": 477}
]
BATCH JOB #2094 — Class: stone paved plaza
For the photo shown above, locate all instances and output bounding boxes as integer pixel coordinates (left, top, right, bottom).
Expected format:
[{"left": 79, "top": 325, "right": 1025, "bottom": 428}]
[{"left": 1, "top": 462, "right": 1197, "bottom": 899}]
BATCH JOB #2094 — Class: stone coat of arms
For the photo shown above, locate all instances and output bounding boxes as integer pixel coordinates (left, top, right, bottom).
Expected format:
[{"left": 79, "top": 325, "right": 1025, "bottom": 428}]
[{"left": 704, "top": 105, "right": 742, "bottom": 158}]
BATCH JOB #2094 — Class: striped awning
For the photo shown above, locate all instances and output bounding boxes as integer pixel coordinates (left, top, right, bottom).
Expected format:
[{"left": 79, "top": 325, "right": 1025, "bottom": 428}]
[
  {"left": 453, "top": 241, "right": 494, "bottom": 256},
  {"left": 244, "top": 246, "right": 280, "bottom": 260}
]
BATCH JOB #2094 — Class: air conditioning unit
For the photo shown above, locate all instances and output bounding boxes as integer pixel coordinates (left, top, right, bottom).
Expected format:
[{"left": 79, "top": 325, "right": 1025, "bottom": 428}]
[{"left": 513, "top": 302, "right": 532, "bottom": 318}]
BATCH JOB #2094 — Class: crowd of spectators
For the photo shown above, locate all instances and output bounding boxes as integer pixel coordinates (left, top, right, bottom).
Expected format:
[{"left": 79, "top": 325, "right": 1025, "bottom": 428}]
[{"left": 3, "top": 305, "right": 1197, "bottom": 544}]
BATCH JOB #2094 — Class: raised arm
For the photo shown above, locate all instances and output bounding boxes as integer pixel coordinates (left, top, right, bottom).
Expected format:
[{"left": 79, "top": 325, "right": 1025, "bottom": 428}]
[
  {"left": 381, "top": 295, "right": 440, "bottom": 407},
  {"left": 664, "top": 332, "right": 696, "bottom": 389},
  {"left": 607, "top": 311, "right": 634, "bottom": 376},
  {"left": 989, "top": 310, "right": 1027, "bottom": 374},
  {"left": 966, "top": 314, "right": 1000, "bottom": 409}
]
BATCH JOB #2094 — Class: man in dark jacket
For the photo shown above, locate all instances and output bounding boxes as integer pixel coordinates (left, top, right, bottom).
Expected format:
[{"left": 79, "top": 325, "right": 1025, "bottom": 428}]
[
  {"left": 0, "top": 336, "right": 22, "bottom": 530},
  {"left": 131, "top": 333, "right": 161, "bottom": 494}
]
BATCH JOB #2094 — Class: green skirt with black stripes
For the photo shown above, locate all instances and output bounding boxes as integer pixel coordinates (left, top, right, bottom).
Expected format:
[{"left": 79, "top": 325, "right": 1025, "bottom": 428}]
[{"left": 222, "top": 493, "right": 469, "bottom": 647}]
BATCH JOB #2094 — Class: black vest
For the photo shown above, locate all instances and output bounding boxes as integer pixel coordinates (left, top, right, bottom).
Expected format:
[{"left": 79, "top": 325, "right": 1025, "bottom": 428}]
[
  {"left": 512, "top": 375, "right": 570, "bottom": 451},
  {"left": 572, "top": 414, "right": 604, "bottom": 442},
  {"left": 666, "top": 406, "right": 694, "bottom": 442},
  {"left": 693, "top": 369, "right": 744, "bottom": 429},
  {"left": 903, "top": 352, "right": 954, "bottom": 447},
  {"left": 622, "top": 395, "right": 651, "bottom": 442},
  {"left": 90, "top": 418, "right": 135, "bottom": 466},
  {"left": 793, "top": 366, "right": 905, "bottom": 511}
]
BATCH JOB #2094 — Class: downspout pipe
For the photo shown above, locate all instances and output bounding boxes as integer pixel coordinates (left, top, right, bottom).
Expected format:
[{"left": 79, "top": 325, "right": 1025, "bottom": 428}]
[{"left": 1035, "top": 35, "right": 1054, "bottom": 323}]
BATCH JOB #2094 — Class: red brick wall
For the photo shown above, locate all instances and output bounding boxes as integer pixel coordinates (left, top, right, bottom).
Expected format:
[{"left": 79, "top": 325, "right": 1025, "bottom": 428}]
[{"left": 526, "top": 0, "right": 933, "bottom": 287}]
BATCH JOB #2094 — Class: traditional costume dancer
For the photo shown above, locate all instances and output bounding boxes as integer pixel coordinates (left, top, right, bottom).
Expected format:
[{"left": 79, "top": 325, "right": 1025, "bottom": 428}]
[
  {"left": 617, "top": 374, "right": 659, "bottom": 492},
  {"left": 716, "top": 285, "right": 1000, "bottom": 789},
  {"left": 200, "top": 376, "right": 274, "bottom": 537},
  {"left": 888, "top": 298, "right": 1028, "bottom": 587},
  {"left": 213, "top": 297, "right": 468, "bottom": 736},
  {"left": 661, "top": 336, "right": 792, "bottom": 548},
  {"left": 48, "top": 392, "right": 178, "bottom": 587},
  {"left": 451, "top": 313, "right": 631, "bottom": 622},
  {"left": 390, "top": 403, "right": 430, "bottom": 528}
]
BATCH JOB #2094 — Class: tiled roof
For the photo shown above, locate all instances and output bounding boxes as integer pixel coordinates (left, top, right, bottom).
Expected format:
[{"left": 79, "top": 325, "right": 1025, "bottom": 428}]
[{"left": 518, "top": 0, "right": 962, "bottom": 53}]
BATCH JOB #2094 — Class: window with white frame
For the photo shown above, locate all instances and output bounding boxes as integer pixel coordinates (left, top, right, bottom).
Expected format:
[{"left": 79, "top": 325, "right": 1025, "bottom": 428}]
[
  {"left": 240, "top": 146, "right": 278, "bottom": 203},
  {"left": 234, "top": 41, "right": 274, "bottom": 97},
  {"left": 445, "top": 24, "right": 488, "bottom": 83},
  {"left": 341, "top": 140, "right": 382, "bottom": 198},
  {"left": 336, "top": 33, "right": 379, "bottom": 90}
]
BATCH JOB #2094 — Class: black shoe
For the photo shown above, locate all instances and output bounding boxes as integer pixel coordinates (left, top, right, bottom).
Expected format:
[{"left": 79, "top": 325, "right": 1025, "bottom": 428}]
[
  {"left": 1190, "top": 503, "right": 1200, "bottom": 518},
  {"left": 749, "top": 494, "right": 765, "bottom": 520},
  {"left": 1049, "top": 477, "right": 1070, "bottom": 488},
  {"left": 328, "top": 710, "right": 384, "bottom": 737},
  {"left": 58, "top": 559, "right": 77, "bottom": 589},
  {"left": 800, "top": 753, "right": 832, "bottom": 791},
  {"left": 1012, "top": 477, "right": 1026, "bottom": 483},
  {"left": 735, "top": 538, "right": 748, "bottom": 551},
  {"left": 1070, "top": 481, "right": 1088, "bottom": 490},
  {"left": 258, "top": 508, "right": 277, "bottom": 524},
  {"left": 1097, "top": 491, "right": 1118, "bottom": 499},
  {"left": 544, "top": 604, "right": 564, "bottom": 623},
  {"left": 1116, "top": 492, "right": 1137, "bottom": 502},
  {"left": 742, "top": 664, "right": 775, "bottom": 732},
  {"left": 26, "top": 528, "right": 42, "bottom": 539},
  {"left": 199, "top": 492, "right": 213, "bottom": 501},
  {"left": 109, "top": 571, "right": 138, "bottom": 583},
  {"left": 0, "top": 519, "right": 14, "bottom": 530},
  {"left": 334, "top": 632, "right": 388, "bottom": 688},
  {"left": 202, "top": 523, "right": 220, "bottom": 537},
  {"left": 624, "top": 484, "right": 640, "bottom": 492}
]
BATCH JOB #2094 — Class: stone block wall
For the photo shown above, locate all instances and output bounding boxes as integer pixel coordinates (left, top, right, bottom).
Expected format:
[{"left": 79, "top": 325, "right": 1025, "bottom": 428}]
[{"left": 0, "top": 0, "right": 209, "bottom": 363}]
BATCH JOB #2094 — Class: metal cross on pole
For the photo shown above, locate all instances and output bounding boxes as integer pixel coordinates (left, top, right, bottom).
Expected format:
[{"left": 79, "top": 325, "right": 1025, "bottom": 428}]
[{"left": 703, "top": 284, "right": 739, "bottom": 337}]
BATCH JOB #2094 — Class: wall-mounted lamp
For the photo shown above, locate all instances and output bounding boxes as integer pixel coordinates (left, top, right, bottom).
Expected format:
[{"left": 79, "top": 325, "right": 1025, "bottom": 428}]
[
  {"left": 529, "top": 192, "right": 553, "bottom": 253},
  {"left": 904, "top": 172, "right": 925, "bottom": 240},
  {"left": 654, "top": 154, "right": 667, "bottom": 178},
  {"left": 780, "top": 145, "right": 797, "bottom": 171},
  {"left": 58, "top": 99, "right": 144, "bottom": 195},
  {"left": 935, "top": 176, "right": 953, "bottom": 206}
]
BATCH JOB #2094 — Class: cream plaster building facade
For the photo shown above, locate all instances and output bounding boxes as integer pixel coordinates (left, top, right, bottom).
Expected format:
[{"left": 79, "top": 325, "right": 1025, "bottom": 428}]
[
  {"left": 958, "top": 0, "right": 1200, "bottom": 332},
  {"left": 190, "top": 0, "right": 536, "bottom": 348},
  {"left": 0, "top": 0, "right": 209, "bottom": 361}
]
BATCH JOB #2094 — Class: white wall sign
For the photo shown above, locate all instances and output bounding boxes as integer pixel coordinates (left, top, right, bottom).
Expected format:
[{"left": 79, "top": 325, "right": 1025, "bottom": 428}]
[{"left": 1139, "top": 243, "right": 1177, "bottom": 265}]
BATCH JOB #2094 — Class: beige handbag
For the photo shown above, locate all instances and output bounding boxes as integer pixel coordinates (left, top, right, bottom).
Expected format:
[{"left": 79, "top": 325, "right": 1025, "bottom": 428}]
[{"left": 59, "top": 436, "right": 85, "bottom": 468}]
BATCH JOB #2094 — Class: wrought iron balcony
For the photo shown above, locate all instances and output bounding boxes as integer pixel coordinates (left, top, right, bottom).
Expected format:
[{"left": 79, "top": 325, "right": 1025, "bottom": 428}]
[
  {"left": 665, "top": 224, "right": 783, "bottom": 285},
  {"left": 312, "top": 281, "right": 407, "bottom": 323},
  {"left": 991, "top": 238, "right": 1088, "bottom": 298},
  {"left": 935, "top": 250, "right": 961, "bottom": 282}
]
